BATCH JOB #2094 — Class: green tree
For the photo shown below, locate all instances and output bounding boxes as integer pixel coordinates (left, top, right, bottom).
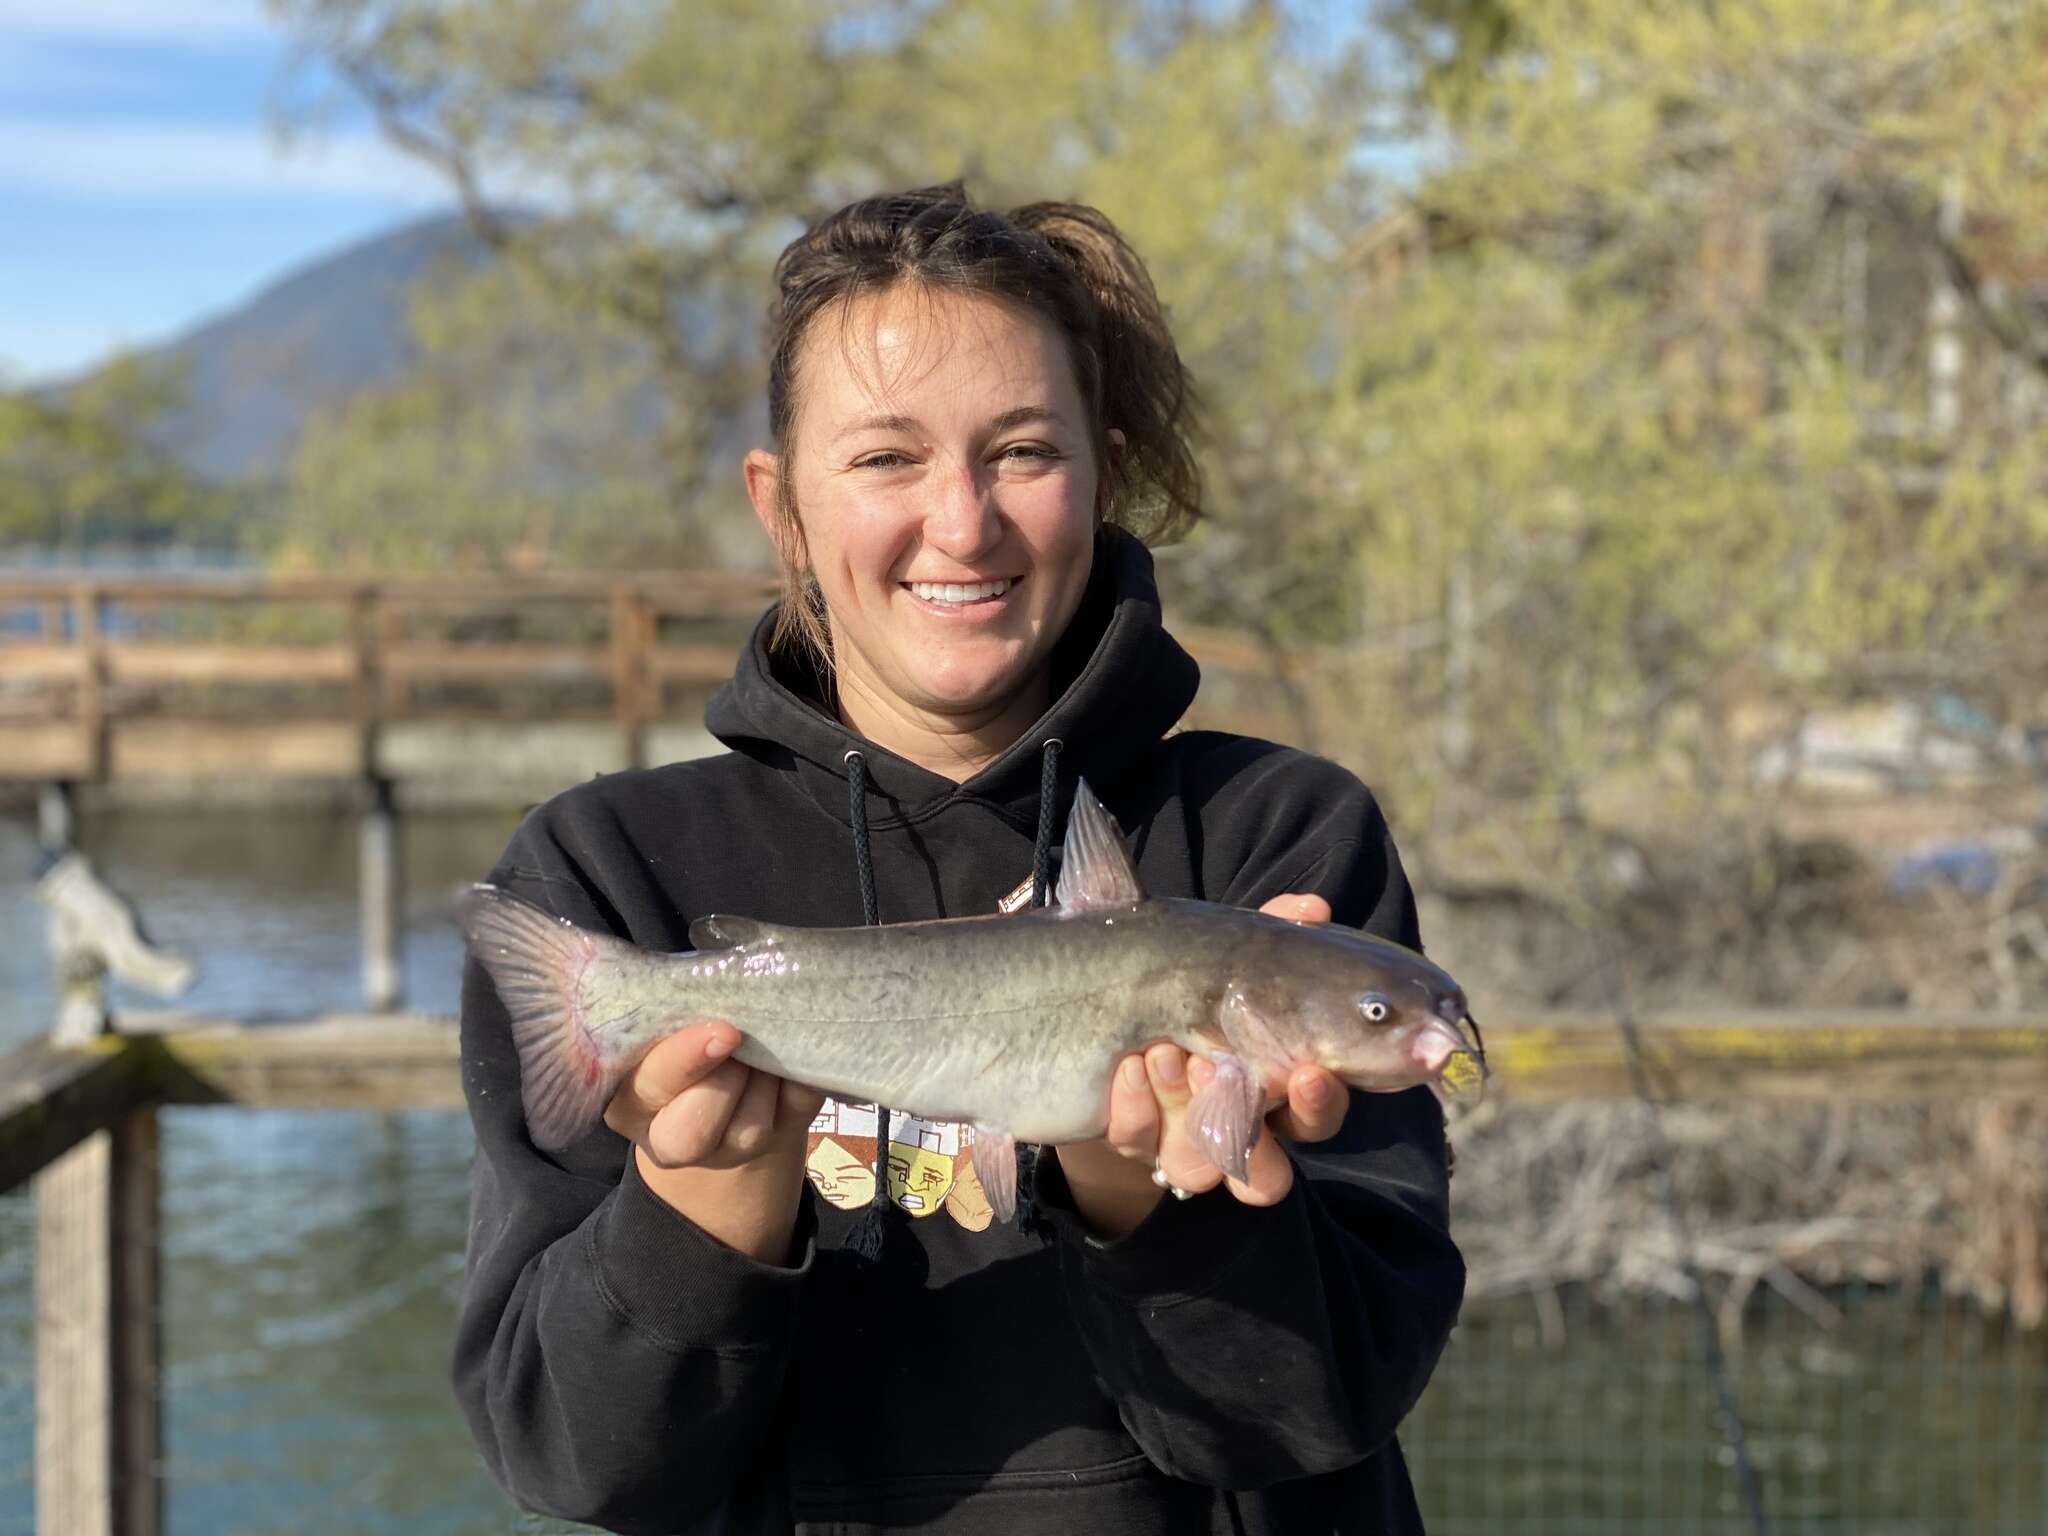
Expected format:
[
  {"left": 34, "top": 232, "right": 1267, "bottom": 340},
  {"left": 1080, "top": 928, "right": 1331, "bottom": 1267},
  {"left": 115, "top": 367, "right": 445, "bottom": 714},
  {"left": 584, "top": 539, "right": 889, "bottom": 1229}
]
[
  {"left": 267, "top": 0, "right": 1386, "bottom": 574},
  {"left": 0, "top": 355, "right": 238, "bottom": 551}
]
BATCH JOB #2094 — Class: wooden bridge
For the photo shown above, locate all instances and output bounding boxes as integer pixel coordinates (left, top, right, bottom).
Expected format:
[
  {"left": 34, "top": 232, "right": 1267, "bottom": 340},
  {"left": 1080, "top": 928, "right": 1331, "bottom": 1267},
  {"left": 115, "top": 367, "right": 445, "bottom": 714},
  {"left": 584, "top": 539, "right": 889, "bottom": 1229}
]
[{"left": 0, "top": 570, "right": 1306, "bottom": 790}]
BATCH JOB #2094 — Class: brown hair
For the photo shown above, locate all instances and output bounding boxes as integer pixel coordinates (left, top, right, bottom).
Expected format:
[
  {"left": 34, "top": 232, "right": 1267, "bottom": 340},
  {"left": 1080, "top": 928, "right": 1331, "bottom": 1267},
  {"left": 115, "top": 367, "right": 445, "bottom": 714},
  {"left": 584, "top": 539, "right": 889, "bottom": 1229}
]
[{"left": 760, "top": 182, "right": 1203, "bottom": 664}]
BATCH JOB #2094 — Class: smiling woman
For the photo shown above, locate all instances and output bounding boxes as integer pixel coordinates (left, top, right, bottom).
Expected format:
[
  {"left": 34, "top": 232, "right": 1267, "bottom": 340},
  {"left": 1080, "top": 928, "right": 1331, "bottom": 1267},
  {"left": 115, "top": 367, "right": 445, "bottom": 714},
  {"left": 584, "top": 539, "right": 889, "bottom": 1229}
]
[{"left": 453, "top": 182, "right": 1465, "bottom": 1536}]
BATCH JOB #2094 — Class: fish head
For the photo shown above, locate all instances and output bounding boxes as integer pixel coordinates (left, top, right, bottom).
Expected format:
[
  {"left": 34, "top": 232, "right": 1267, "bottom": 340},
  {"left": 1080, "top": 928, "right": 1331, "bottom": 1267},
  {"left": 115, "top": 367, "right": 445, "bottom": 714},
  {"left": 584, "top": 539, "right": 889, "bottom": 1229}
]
[{"left": 1288, "top": 926, "right": 1487, "bottom": 1101}]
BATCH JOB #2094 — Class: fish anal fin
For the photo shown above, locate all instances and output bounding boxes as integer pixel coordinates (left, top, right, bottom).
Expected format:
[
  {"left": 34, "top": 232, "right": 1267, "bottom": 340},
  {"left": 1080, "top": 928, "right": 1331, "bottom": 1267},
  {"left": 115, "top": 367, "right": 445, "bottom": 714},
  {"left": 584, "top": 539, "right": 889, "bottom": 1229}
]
[
  {"left": 1055, "top": 779, "right": 1145, "bottom": 915},
  {"left": 1188, "top": 1051, "right": 1266, "bottom": 1184},
  {"left": 971, "top": 1125, "right": 1018, "bottom": 1223},
  {"left": 688, "top": 914, "right": 776, "bottom": 950}
]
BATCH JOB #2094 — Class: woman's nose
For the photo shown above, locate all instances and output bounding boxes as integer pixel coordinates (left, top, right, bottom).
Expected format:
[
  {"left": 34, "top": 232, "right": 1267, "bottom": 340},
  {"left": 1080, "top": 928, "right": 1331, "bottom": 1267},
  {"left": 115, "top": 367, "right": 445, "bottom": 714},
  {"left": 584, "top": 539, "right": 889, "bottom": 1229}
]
[{"left": 923, "top": 463, "right": 1002, "bottom": 561}]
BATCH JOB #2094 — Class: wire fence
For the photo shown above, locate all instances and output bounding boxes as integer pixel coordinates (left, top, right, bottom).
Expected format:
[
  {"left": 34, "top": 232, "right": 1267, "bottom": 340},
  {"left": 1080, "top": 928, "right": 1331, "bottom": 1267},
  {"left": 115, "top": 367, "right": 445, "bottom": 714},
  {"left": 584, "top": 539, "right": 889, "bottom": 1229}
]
[{"left": 1406, "top": 1283, "right": 2048, "bottom": 1534}]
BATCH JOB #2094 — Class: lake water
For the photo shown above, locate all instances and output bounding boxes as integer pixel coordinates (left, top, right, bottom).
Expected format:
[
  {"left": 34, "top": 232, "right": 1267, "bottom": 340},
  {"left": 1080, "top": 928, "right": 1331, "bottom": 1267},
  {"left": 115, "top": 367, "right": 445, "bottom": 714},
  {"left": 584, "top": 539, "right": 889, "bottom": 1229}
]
[{"left": 2, "top": 808, "right": 2042, "bottom": 1534}]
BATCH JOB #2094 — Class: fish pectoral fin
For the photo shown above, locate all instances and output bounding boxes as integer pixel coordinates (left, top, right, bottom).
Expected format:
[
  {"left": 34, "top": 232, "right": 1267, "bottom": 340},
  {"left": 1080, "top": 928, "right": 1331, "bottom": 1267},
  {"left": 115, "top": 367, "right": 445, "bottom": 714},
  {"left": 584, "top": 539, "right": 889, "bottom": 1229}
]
[
  {"left": 970, "top": 1125, "right": 1019, "bottom": 1224},
  {"left": 1054, "top": 778, "right": 1146, "bottom": 914},
  {"left": 1188, "top": 1051, "right": 1266, "bottom": 1184},
  {"left": 687, "top": 914, "right": 777, "bottom": 950}
]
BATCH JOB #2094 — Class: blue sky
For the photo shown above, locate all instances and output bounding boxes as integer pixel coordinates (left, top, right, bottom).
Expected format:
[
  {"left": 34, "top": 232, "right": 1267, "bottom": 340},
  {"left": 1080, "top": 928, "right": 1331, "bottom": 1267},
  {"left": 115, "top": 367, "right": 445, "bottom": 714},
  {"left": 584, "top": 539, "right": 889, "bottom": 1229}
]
[{"left": 0, "top": 0, "right": 455, "bottom": 384}]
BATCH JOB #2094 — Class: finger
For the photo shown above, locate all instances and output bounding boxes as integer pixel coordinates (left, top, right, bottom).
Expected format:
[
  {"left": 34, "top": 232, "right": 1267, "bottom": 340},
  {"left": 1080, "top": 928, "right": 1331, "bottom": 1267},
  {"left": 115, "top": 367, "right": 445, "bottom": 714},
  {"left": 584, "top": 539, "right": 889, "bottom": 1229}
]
[
  {"left": 1156, "top": 1052, "right": 1223, "bottom": 1197},
  {"left": 720, "top": 1061, "right": 785, "bottom": 1159},
  {"left": 643, "top": 1058, "right": 750, "bottom": 1168},
  {"left": 1258, "top": 891, "right": 1331, "bottom": 925},
  {"left": 1222, "top": 1124, "right": 1296, "bottom": 1207},
  {"left": 1267, "top": 1066, "right": 1349, "bottom": 1144},
  {"left": 780, "top": 1077, "right": 828, "bottom": 1126},
  {"left": 605, "top": 1020, "right": 741, "bottom": 1135},
  {"left": 1104, "top": 1053, "right": 1161, "bottom": 1163}
]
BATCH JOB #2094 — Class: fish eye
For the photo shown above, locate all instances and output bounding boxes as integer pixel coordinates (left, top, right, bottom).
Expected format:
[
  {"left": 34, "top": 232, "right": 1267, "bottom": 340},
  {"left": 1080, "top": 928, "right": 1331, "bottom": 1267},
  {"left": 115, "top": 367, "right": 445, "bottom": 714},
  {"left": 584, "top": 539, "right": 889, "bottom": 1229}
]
[{"left": 1359, "top": 992, "right": 1391, "bottom": 1023}]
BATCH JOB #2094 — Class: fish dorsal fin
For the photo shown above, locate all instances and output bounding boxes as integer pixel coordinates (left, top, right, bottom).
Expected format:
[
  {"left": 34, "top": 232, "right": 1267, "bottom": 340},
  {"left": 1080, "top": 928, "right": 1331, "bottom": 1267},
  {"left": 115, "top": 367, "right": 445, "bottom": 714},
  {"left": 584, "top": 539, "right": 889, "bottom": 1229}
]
[
  {"left": 1055, "top": 779, "right": 1146, "bottom": 914},
  {"left": 689, "top": 914, "right": 777, "bottom": 950}
]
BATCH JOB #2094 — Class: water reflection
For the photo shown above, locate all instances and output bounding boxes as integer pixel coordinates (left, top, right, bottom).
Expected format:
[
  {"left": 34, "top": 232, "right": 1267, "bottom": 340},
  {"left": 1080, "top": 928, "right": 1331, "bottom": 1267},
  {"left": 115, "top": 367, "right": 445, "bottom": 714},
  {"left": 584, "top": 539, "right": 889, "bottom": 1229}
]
[{"left": 0, "top": 804, "right": 588, "bottom": 1535}]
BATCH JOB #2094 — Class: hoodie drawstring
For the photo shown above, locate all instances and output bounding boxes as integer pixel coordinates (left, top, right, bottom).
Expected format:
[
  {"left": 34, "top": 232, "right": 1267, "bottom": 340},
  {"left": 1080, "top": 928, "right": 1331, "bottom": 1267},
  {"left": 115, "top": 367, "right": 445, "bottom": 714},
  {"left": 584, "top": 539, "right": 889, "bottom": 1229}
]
[
  {"left": 843, "top": 750, "right": 892, "bottom": 1262},
  {"left": 840, "top": 739, "right": 1065, "bottom": 1260}
]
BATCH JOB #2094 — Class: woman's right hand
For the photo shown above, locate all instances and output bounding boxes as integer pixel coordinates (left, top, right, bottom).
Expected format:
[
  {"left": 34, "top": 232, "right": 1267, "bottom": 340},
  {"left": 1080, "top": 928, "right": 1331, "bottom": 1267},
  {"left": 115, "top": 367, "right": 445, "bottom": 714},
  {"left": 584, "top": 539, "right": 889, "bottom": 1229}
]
[{"left": 603, "top": 1021, "right": 826, "bottom": 1262}]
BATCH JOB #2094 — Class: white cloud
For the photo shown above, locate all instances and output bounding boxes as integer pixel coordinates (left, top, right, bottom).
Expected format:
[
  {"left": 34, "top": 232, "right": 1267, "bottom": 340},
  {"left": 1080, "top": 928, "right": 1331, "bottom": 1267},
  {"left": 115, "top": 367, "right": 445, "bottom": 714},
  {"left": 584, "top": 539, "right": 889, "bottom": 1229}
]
[
  {"left": 0, "top": 116, "right": 451, "bottom": 203},
  {"left": 0, "top": 0, "right": 275, "bottom": 46}
]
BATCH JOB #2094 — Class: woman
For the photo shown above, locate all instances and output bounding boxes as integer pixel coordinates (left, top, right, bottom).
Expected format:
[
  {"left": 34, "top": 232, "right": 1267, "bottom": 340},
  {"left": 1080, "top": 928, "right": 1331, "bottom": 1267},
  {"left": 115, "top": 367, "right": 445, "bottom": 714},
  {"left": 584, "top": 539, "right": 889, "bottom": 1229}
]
[{"left": 454, "top": 184, "right": 1464, "bottom": 1535}]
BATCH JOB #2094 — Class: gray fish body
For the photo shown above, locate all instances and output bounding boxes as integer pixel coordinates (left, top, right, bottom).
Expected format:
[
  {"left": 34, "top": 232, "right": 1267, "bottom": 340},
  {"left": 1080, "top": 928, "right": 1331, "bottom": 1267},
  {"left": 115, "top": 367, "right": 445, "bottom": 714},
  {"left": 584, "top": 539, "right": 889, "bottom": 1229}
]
[
  {"left": 462, "top": 778, "right": 1482, "bottom": 1181},
  {"left": 590, "top": 900, "right": 1281, "bottom": 1143}
]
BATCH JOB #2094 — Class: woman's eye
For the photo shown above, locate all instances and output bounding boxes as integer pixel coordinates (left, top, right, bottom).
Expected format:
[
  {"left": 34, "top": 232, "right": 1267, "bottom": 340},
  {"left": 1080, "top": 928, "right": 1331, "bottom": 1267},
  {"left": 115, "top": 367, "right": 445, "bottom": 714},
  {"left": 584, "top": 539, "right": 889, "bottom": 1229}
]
[
  {"left": 853, "top": 452, "right": 908, "bottom": 470},
  {"left": 998, "top": 443, "right": 1058, "bottom": 462}
]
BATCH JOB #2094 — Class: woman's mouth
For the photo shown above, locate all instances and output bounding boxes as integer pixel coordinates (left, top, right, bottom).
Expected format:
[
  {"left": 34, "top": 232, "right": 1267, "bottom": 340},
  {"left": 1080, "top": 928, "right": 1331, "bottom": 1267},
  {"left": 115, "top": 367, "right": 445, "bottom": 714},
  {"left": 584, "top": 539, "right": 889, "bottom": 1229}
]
[{"left": 902, "top": 576, "right": 1018, "bottom": 613}]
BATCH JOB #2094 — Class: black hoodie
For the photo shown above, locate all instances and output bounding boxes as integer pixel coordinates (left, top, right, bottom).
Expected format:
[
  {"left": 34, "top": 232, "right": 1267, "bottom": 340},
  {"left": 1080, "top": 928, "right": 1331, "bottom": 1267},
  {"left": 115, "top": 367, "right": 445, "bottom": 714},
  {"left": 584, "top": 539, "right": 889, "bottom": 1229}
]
[{"left": 453, "top": 530, "right": 1465, "bottom": 1535}]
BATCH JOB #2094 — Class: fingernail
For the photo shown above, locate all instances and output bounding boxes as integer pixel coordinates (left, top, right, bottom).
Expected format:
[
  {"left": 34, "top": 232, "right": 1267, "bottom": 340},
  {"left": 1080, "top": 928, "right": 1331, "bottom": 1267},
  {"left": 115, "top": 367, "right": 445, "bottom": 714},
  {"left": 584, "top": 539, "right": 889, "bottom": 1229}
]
[
  {"left": 704, "top": 1033, "right": 736, "bottom": 1059},
  {"left": 1151, "top": 1048, "right": 1185, "bottom": 1086},
  {"left": 1300, "top": 1074, "right": 1329, "bottom": 1108},
  {"left": 1121, "top": 1057, "right": 1147, "bottom": 1091},
  {"left": 1150, "top": 1163, "right": 1171, "bottom": 1188}
]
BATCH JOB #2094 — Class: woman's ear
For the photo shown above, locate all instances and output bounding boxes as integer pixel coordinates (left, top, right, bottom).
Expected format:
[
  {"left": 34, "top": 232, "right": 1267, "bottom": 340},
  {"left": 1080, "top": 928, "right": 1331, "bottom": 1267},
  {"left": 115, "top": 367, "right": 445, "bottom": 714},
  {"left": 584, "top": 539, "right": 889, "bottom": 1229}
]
[{"left": 743, "top": 448, "right": 805, "bottom": 571}]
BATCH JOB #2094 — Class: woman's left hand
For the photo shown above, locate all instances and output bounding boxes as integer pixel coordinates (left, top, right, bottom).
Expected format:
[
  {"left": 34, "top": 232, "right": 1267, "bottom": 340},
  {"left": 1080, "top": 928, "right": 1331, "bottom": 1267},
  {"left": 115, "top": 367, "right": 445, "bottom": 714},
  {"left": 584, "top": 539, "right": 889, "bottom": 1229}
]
[{"left": 1053, "top": 892, "right": 1346, "bottom": 1231}]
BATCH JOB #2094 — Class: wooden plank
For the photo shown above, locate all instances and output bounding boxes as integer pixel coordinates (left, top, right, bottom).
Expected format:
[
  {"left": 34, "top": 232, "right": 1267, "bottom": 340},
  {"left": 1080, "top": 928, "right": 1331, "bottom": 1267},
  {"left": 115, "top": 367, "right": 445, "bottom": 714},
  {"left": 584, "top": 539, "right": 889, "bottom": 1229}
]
[
  {"left": 646, "top": 643, "right": 747, "bottom": 683},
  {"left": 108, "top": 721, "right": 362, "bottom": 780},
  {"left": 142, "top": 1014, "right": 463, "bottom": 1110},
  {"left": 0, "top": 1038, "right": 160, "bottom": 1193},
  {"left": 1469, "top": 1010, "right": 2048, "bottom": 1104},
  {"left": 0, "top": 643, "right": 85, "bottom": 681},
  {"left": 383, "top": 643, "right": 611, "bottom": 683},
  {"left": 0, "top": 723, "right": 92, "bottom": 780},
  {"left": 103, "top": 643, "right": 357, "bottom": 686},
  {"left": 85, "top": 1008, "right": 2048, "bottom": 1113}
]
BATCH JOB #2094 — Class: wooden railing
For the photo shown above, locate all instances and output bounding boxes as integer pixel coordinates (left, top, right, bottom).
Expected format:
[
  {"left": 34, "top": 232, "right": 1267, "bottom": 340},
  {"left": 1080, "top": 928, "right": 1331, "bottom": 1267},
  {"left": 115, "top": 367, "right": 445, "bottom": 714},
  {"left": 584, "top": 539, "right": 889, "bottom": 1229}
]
[
  {"left": 0, "top": 573, "right": 786, "bottom": 783},
  {"left": 6, "top": 997, "right": 2045, "bottom": 1535},
  {"left": 0, "top": 572, "right": 1307, "bottom": 785}
]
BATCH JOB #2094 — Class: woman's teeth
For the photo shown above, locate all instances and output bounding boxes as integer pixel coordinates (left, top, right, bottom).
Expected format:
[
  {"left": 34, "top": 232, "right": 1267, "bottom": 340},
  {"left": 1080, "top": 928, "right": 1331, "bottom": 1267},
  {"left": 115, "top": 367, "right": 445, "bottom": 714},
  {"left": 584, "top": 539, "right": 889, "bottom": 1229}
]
[{"left": 908, "top": 578, "right": 1013, "bottom": 605}]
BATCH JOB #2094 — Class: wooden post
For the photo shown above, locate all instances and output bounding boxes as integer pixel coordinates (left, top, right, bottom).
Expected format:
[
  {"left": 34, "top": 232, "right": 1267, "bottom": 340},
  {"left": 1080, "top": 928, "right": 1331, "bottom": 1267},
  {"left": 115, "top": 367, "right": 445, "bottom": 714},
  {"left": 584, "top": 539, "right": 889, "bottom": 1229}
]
[
  {"left": 38, "top": 781, "right": 75, "bottom": 852},
  {"left": 73, "top": 584, "right": 108, "bottom": 782},
  {"left": 360, "top": 776, "right": 401, "bottom": 1012},
  {"left": 33, "top": 883, "right": 165, "bottom": 1536},
  {"left": 33, "top": 1110, "right": 162, "bottom": 1536},
  {"left": 611, "top": 584, "right": 650, "bottom": 770},
  {"left": 349, "top": 587, "right": 382, "bottom": 781}
]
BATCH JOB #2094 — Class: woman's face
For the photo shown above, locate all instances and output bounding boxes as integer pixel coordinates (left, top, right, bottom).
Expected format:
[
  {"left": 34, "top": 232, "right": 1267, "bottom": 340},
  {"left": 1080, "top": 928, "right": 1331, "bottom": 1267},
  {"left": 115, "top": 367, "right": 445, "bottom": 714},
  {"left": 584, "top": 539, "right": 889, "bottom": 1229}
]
[{"left": 748, "top": 285, "right": 1100, "bottom": 740}]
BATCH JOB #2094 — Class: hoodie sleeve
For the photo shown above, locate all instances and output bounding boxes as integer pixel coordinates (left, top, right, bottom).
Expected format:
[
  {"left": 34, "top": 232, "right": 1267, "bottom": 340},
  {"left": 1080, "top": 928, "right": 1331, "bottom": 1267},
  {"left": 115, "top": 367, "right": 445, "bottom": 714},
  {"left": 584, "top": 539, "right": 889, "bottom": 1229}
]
[
  {"left": 1032, "top": 748, "right": 1466, "bottom": 1490},
  {"left": 451, "top": 800, "right": 811, "bottom": 1534}
]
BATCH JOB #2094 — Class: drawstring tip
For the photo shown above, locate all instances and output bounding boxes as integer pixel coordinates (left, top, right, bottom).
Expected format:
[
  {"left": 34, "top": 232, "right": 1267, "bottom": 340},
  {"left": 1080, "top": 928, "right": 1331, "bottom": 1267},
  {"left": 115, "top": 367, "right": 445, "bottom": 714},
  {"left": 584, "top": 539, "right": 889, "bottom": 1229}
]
[{"left": 846, "top": 1202, "right": 889, "bottom": 1263}]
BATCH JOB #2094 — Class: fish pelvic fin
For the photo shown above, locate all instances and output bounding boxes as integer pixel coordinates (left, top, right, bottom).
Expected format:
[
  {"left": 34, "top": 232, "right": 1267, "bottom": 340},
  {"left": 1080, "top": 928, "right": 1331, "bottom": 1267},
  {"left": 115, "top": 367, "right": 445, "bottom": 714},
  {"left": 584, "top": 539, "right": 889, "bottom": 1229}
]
[
  {"left": 459, "top": 883, "right": 635, "bottom": 1151},
  {"left": 1055, "top": 779, "right": 1146, "bottom": 914},
  {"left": 1188, "top": 1051, "right": 1266, "bottom": 1183},
  {"left": 970, "top": 1125, "right": 1018, "bottom": 1223}
]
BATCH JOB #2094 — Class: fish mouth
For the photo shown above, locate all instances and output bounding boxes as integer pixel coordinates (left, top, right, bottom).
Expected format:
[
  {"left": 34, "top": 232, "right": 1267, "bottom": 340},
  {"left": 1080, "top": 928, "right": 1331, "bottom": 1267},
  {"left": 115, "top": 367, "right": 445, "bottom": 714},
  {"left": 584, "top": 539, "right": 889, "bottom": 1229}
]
[{"left": 1428, "top": 1009, "right": 1490, "bottom": 1104}]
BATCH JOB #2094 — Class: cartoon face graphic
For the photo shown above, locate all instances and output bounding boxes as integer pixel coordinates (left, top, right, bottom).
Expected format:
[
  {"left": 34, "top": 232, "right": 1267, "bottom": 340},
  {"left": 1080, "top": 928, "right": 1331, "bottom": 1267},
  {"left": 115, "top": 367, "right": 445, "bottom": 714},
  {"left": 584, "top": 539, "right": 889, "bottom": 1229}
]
[
  {"left": 886, "top": 1142, "right": 957, "bottom": 1216},
  {"left": 943, "top": 1153, "right": 995, "bottom": 1232},
  {"left": 805, "top": 1136, "right": 878, "bottom": 1210}
]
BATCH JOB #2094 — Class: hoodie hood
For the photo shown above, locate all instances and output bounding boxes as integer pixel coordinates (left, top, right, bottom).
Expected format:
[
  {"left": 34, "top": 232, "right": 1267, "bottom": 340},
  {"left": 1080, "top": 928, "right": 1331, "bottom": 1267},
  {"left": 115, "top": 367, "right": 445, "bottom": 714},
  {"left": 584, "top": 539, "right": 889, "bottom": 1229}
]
[{"left": 705, "top": 527, "right": 1200, "bottom": 831}]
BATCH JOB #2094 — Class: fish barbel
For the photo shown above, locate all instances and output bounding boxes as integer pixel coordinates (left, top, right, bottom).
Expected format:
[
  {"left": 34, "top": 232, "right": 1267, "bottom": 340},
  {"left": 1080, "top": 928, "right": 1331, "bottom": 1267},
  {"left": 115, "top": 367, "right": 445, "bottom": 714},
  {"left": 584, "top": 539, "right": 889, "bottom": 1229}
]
[{"left": 461, "top": 780, "right": 1484, "bottom": 1218}]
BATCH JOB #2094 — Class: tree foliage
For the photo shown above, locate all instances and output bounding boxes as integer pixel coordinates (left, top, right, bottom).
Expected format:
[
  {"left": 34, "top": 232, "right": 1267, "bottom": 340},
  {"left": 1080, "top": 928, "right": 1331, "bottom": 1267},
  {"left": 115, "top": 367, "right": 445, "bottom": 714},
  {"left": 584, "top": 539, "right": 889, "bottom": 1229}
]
[
  {"left": 0, "top": 356, "right": 239, "bottom": 551},
  {"left": 267, "top": 0, "right": 1380, "bottom": 573}
]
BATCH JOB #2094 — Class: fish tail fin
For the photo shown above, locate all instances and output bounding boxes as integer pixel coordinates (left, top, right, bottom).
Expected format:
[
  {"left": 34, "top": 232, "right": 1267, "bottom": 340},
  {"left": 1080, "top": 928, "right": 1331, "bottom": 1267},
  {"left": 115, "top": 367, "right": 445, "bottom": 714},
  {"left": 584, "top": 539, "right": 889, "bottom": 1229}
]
[{"left": 460, "top": 883, "right": 638, "bottom": 1150}]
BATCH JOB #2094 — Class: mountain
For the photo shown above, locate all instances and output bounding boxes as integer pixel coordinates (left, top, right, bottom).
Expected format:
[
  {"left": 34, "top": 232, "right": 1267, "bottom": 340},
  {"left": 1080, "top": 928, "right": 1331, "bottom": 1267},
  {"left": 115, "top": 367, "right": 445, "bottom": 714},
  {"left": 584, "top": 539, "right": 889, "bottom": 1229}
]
[{"left": 128, "top": 212, "right": 504, "bottom": 481}]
